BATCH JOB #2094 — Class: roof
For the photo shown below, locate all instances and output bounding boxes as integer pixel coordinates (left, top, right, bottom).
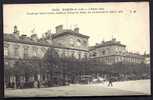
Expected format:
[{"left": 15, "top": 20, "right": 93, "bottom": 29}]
[
  {"left": 89, "top": 39, "right": 126, "bottom": 50},
  {"left": 52, "top": 30, "right": 90, "bottom": 39}
]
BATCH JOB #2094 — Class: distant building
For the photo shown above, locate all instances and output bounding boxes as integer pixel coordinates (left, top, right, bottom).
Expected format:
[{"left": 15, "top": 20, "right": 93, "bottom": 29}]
[
  {"left": 89, "top": 38, "right": 145, "bottom": 64},
  {"left": 143, "top": 53, "right": 150, "bottom": 64}
]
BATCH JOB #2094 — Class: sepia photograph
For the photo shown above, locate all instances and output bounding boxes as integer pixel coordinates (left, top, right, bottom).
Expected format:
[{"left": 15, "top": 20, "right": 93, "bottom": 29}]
[{"left": 3, "top": 2, "right": 150, "bottom": 97}]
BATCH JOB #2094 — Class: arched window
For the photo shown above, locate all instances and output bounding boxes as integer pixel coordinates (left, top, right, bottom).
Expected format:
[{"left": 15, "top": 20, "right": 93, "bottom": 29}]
[{"left": 76, "top": 39, "right": 81, "bottom": 46}]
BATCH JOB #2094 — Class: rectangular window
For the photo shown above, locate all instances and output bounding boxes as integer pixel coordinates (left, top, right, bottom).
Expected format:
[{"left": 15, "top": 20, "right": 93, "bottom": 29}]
[
  {"left": 4, "top": 47, "right": 9, "bottom": 56},
  {"left": 71, "top": 51, "right": 74, "bottom": 58},
  {"left": 14, "top": 47, "right": 19, "bottom": 56},
  {"left": 33, "top": 47, "right": 38, "bottom": 57},
  {"left": 62, "top": 50, "right": 65, "bottom": 57},
  {"left": 78, "top": 53, "right": 81, "bottom": 59},
  {"left": 24, "top": 46, "right": 29, "bottom": 58},
  {"left": 84, "top": 53, "right": 88, "bottom": 59}
]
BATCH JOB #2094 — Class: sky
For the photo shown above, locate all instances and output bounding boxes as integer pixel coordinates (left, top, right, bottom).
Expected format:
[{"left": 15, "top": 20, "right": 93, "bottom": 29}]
[{"left": 3, "top": 2, "right": 150, "bottom": 54}]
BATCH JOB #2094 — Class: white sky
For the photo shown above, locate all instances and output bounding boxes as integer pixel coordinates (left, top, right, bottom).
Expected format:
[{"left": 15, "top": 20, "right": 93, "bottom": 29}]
[{"left": 3, "top": 2, "right": 150, "bottom": 54}]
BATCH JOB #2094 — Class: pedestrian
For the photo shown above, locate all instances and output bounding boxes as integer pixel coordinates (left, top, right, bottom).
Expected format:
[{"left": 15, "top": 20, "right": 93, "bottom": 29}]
[
  {"left": 108, "top": 77, "right": 113, "bottom": 87},
  {"left": 20, "top": 80, "right": 25, "bottom": 89},
  {"left": 37, "top": 80, "right": 40, "bottom": 88},
  {"left": 34, "top": 80, "right": 38, "bottom": 88}
]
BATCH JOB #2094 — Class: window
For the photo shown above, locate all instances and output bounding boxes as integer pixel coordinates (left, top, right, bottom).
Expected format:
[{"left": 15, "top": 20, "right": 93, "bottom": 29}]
[
  {"left": 78, "top": 53, "right": 81, "bottom": 59},
  {"left": 83, "top": 40, "right": 87, "bottom": 45},
  {"left": 58, "top": 49, "right": 62, "bottom": 57},
  {"left": 84, "top": 53, "right": 88, "bottom": 59},
  {"left": 33, "top": 47, "right": 38, "bottom": 57},
  {"left": 14, "top": 46, "right": 19, "bottom": 56},
  {"left": 24, "top": 46, "right": 29, "bottom": 58},
  {"left": 41, "top": 47, "right": 47, "bottom": 53},
  {"left": 69, "top": 38, "right": 74, "bottom": 45},
  {"left": 4, "top": 61, "right": 9, "bottom": 65},
  {"left": 77, "top": 39, "right": 81, "bottom": 42},
  {"left": 4, "top": 43, "right": 9, "bottom": 57},
  {"left": 4, "top": 47, "right": 9, "bottom": 56},
  {"left": 102, "top": 50, "right": 106, "bottom": 55},
  {"left": 71, "top": 51, "right": 74, "bottom": 58},
  {"left": 76, "top": 39, "right": 81, "bottom": 46},
  {"left": 93, "top": 52, "right": 97, "bottom": 56},
  {"left": 62, "top": 50, "right": 65, "bottom": 57}
]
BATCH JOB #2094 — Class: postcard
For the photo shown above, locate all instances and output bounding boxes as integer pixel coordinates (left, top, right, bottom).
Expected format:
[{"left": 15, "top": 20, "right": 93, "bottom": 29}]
[{"left": 3, "top": 2, "right": 150, "bottom": 97}]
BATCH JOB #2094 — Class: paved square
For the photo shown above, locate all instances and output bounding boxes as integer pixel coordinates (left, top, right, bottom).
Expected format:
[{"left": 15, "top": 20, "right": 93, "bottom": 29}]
[{"left": 5, "top": 79, "right": 151, "bottom": 97}]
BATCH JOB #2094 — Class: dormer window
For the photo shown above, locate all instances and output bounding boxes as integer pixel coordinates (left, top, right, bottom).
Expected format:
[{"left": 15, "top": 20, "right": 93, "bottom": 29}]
[
  {"left": 93, "top": 52, "right": 97, "bottom": 56},
  {"left": 76, "top": 39, "right": 81, "bottom": 46},
  {"left": 83, "top": 40, "right": 87, "bottom": 46}
]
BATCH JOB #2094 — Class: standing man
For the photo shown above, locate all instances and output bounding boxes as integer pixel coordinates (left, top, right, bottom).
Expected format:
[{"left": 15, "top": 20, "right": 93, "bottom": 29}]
[{"left": 108, "top": 76, "right": 113, "bottom": 87}]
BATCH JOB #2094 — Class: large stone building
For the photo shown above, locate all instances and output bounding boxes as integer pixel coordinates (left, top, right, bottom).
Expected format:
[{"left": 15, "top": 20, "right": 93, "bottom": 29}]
[
  {"left": 89, "top": 38, "right": 145, "bottom": 64},
  {"left": 4, "top": 25, "right": 89, "bottom": 68}
]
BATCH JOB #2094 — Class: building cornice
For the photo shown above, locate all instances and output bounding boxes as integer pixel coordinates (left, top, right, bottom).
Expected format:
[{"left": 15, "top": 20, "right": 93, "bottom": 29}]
[{"left": 90, "top": 54, "right": 144, "bottom": 59}]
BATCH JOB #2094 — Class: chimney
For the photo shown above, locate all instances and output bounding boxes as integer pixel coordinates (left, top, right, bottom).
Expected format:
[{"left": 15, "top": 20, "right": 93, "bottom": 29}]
[
  {"left": 31, "top": 34, "right": 38, "bottom": 42},
  {"left": 13, "top": 25, "right": 20, "bottom": 39},
  {"left": 74, "top": 27, "right": 79, "bottom": 33},
  {"left": 96, "top": 43, "right": 99, "bottom": 45},
  {"left": 21, "top": 34, "right": 27, "bottom": 39},
  {"left": 55, "top": 25, "right": 63, "bottom": 33},
  {"left": 13, "top": 25, "right": 18, "bottom": 33},
  {"left": 112, "top": 38, "right": 116, "bottom": 42},
  {"left": 101, "top": 40, "right": 105, "bottom": 44}
]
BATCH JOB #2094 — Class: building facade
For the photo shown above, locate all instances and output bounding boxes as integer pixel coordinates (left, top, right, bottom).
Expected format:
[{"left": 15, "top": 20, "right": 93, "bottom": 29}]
[
  {"left": 89, "top": 38, "right": 145, "bottom": 64},
  {"left": 4, "top": 25, "right": 148, "bottom": 67},
  {"left": 4, "top": 25, "right": 149, "bottom": 88},
  {"left": 4, "top": 25, "right": 90, "bottom": 88},
  {"left": 4, "top": 25, "right": 89, "bottom": 68}
]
